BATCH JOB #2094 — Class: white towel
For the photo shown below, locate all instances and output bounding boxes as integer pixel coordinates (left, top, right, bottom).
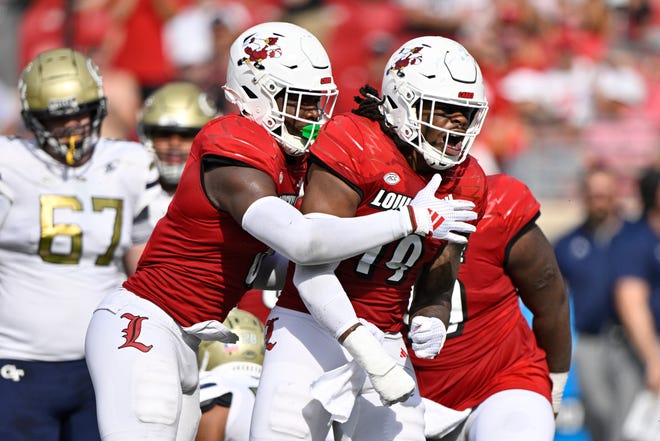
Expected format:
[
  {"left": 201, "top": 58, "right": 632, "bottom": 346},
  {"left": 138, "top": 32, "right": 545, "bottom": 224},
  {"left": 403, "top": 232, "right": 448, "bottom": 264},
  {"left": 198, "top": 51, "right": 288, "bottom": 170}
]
[
  {"left": 183, "top": 320, "right": 238, "bottom": 343},
  {"left": 622, "top": 390, "right": 660, "bottom": 441},
  {"left": 310, "top": 360, "right": 366, "bottom": 423},
  {"left": 423, "top": 397, "right": 472, "bottom": 439},
  {"left": 310, "top": 320, "right": 383, "bottom": 423}
]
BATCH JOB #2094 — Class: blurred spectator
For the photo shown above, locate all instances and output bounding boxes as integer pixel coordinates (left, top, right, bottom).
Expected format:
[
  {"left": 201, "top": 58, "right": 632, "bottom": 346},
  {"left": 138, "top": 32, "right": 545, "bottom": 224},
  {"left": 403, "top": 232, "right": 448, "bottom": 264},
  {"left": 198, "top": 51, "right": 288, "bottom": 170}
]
[
  {"left": 18, "top": 0, "right": 114, "bottom": 72},
  {"left": 99, "top": 69, "right": 143, "bottom": 140},
  {"left": 580, "top": 49, "right": 658, "bottom": 204},
  {"left": 566, "top": 0, "right": 614, "bottom": 61},
  {"left": 611, "top": 165, "right": 660, "bottom": 439},
  {"left": 17, "top": 0, "right": 145, "bottom": 141},
  {"left": 554, "top": 166, "right": 630, "bottom": 441},
  {"left": 393, "top": 0, "right": 493, "bottom": 41},
  {"left": 476, "top": 107, "right": 532, "bottom": 171},
  {"left": 0, "top": 79, "right": 20, "bottom": 135},
  {"left": 321, "top": 0, "right": 405, "bottom": 114},
  {"left": 105, "top": 0, "right": 192, "bottom": 99},
  {"left": 639, "top": 46, "right": 660, "bottom": 123},
  {"left": 498, "top": 41, "right": 595, "bottom": 128},
  {"left": 279, "top": 0, "right": 335, "bottom": 42},
  {"left": 163, "top": 0, "right": 252, "bottom": 112}
]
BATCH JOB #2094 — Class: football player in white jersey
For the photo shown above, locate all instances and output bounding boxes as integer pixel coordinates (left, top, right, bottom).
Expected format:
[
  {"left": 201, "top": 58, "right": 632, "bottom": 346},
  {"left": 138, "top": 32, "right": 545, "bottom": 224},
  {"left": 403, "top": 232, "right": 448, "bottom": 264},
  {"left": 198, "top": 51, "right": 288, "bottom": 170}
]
[
  {"left": 0, "top": 48, "right": 160, "bottom": 441},
  {"left": 195, "top": 308, "right": 265, "bottom": 441},
  {"left": 137, "top": 81, "right": 219, "bottom": 222}
]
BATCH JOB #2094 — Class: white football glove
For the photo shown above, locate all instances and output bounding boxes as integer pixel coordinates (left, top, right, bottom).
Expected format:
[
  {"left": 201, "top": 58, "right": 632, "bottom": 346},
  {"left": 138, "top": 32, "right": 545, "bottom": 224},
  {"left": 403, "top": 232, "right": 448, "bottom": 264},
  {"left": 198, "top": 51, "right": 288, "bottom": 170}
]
[
  {"left": 406, "top": 174, "right": 477, "bottom": 244},
  {"left": 408, "top": 316, "right": 447, "bottom": 359},
  {"left": 342, "top": 325, "right": 415, "bottom": 406}
]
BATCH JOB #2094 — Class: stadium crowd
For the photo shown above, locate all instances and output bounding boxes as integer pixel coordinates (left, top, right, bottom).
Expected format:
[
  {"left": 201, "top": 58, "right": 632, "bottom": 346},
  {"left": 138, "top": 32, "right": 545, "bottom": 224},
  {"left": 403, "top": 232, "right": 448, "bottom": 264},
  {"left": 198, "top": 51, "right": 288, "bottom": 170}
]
[
  {"left": 0, "top": 1, "right": 659, "bottom": 441},
  {"left": 1, "top": 0, "right": 658, "bottom": 205}
]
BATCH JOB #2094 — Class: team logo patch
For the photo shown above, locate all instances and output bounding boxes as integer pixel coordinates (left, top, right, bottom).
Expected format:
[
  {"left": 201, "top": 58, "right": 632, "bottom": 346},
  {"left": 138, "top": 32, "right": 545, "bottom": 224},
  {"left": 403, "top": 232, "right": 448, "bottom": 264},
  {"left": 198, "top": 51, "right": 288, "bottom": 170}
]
[
  {"left": 383, "top": 172, "right": 400, "bottom": 185},
  {"left": 237, "top": 34, "right": 282, "bottom": 70},
  {"left": 389, "top": 45, "right": 424, "bottom": 77},
  {"left": 1, "top": 364, "right": 25, "bottom": 382},
  {"left": 264, "top": 317, "right": 278, "bottom": 351},
  {"left": 118, "top": 313, "right": 153, "bottom": 352}
]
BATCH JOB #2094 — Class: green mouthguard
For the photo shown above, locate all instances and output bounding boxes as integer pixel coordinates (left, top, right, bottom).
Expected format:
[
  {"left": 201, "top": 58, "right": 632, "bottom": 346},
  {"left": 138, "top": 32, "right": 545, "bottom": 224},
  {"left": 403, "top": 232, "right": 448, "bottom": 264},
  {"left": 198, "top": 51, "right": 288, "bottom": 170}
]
[{"left": 301, "top": 124, "right": 320, "bottom": 141}]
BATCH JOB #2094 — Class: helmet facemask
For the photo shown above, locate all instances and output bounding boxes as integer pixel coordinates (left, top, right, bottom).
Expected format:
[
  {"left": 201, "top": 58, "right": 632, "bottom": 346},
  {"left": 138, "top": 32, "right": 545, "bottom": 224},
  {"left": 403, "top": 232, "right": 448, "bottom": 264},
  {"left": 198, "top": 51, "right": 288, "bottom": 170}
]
[
  {"left": 24, "top": 99, "right": 107, "bottom": 166},
  {"left": 270, "top": 86, "right": 336, "bottom": 156},
  {"left": 404, "top": 94, "right": 488, "bottom": 170},
  {"left": 142, "top": 126, "right": 200, "bottom": 187}
]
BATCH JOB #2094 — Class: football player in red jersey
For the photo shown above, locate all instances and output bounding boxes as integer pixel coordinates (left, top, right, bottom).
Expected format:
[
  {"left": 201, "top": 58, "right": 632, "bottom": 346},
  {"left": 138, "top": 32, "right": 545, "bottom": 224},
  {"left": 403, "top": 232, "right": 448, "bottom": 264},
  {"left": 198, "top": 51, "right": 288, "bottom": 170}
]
[
  {"left": 84, "top": 22, "right": 478, "bottom": 441},
  {"left": 412, "top": 174, "right": 572, "bottom": 440},
  {"left": 250, "top": 36, "right": 489, "bottom": 441}
]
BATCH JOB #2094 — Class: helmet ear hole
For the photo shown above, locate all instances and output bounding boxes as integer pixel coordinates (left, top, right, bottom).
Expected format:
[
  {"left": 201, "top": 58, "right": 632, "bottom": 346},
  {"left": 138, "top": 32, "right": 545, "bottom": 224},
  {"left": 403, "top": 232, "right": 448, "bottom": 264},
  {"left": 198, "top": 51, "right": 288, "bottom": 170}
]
[
  {"left": 402, "top": 87, "right": 414, "bottom": 102},
  {"left": 264, "top": 117, "right": 277, "bottom": 129},
  {"left": 263, "top": 79, "right": 278, "bottom": 93}
]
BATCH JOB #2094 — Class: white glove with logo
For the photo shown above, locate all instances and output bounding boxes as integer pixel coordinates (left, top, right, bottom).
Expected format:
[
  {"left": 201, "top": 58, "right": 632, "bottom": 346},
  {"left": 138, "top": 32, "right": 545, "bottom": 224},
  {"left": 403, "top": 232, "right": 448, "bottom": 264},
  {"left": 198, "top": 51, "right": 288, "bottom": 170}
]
[
  {"left": 342, "top": 325, "right": 415, "bottom": 406},
  {"left": 405, "top": 174, "right": 477, "bottom": 244},
  {"left": 408, "top": 316, "right": 447, "bottom": 359}
]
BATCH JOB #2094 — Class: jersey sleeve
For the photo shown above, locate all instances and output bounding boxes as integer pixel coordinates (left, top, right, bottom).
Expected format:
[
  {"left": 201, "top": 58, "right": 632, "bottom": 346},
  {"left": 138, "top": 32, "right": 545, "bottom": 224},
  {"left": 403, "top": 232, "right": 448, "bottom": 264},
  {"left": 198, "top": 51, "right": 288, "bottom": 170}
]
[
  {"left": 308, "top": 114, "right": 385, "bottom": 193},
  {"left": 193, "top": 114, "right": 283, "bottom": 183},
  {"left": 129, "top": 143, "right": 162, "bottom": 245},
  {"left": 487, "top": 173, "right": 541, "bottom": 244}
]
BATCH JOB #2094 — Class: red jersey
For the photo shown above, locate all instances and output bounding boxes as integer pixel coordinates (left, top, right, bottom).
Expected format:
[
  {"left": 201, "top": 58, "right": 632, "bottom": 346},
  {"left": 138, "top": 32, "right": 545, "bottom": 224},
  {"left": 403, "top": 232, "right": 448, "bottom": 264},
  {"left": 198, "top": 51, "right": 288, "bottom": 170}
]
[
  {"left": 276, "top": 113, "right": 487, "bottom": 333},
  {"left": 411, "top": 174, "right": 551, "bottom": 410},
  {"left": 124, "top": 115, "right": 304, "bottom": 327}
]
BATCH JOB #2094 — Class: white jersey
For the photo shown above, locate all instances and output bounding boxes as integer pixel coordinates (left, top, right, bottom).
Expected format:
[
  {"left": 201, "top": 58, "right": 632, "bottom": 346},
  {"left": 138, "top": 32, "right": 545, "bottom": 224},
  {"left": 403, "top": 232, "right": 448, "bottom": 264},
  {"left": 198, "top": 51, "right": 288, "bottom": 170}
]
[
  {"left": 0, "top": 136, "right": 160, "bottom": 361},
  {"left": 199, "top": 370, "right": 259, "bottom": 441},
  {"left": 148, "top": 187, "right": 173, "bottom": 228}
]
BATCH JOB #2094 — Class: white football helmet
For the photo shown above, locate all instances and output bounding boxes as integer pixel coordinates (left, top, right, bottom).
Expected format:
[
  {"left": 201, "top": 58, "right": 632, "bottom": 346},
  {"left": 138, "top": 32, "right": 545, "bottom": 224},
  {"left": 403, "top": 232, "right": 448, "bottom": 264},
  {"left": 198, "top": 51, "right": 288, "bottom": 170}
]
[
  {"left": 198, "top": 308, "right": 265, "bottom": 377},
  {"left": 19, "top": 48, "right": 107, "bottom": 166},
  {"left": 381, "top": 36, "right": 488, "bottom": 170},
  {"left": 223, "top": 21, "right": 338, "bottom": 156},
  {"left": 138, "top": 82, "right": 217, "bottom": 187}
]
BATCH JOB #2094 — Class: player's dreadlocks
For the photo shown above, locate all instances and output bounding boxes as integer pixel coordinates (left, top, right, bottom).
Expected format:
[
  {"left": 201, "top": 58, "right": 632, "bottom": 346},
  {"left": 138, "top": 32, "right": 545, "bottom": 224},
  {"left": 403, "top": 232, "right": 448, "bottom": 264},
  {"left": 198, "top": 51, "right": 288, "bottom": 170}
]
[{"left": 352, "top": 84, "right": 411, "bottom": 152}]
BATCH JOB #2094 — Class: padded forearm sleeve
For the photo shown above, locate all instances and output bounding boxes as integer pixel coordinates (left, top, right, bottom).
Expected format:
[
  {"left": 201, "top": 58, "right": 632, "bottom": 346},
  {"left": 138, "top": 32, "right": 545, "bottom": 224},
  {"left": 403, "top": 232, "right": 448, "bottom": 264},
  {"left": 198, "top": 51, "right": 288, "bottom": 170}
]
[
  {"left": 293, "top": 261, "right": 359, "bottom": 339},
  {"left": 241, "top": 196, "right": 413, "bottom": 265}
]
